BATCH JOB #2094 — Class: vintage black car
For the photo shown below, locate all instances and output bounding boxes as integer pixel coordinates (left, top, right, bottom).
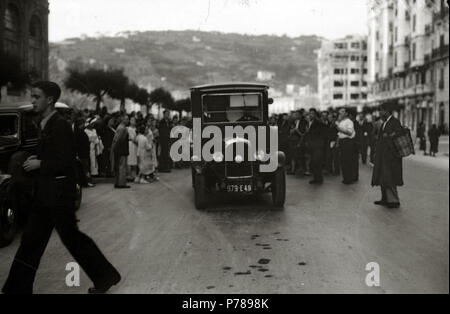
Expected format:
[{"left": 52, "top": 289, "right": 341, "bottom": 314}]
[
  {"left": 190, "top": 83, "right": 286, "bottom": 210},
  {"left": 0, "top": 102, "right": 82, "bottom": 247}
]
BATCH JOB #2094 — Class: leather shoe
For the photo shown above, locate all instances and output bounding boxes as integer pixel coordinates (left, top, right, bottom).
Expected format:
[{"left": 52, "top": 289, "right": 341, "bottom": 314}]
[
  {"left": 374, "top": 200, "right": 387, "bottom": 206},
  {"left": 88, "top": 273, "right": 121, "bottom": 294}
]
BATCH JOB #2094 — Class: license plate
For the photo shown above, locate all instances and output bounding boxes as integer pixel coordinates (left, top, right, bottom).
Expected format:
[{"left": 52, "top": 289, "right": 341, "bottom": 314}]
[{"left": 227, "top": 184, "right": 252, "bottom": 193}]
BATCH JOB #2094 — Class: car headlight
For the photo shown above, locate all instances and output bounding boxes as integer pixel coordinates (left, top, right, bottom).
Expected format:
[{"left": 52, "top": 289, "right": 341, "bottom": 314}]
[
  {"left": 213, "top": 152, "right": 224, "bottom": 163},
  {"left": 254, "top": 150, "right": 267, "bottom": 161},
  {"left": 235, "top": 155, "right": 244, "bottom": 164}
]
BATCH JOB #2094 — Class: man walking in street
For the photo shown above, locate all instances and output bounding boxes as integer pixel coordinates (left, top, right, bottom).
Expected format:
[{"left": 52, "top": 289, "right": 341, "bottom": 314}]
[
  {"left": 336, "top": 108, "right": 359, "bottom": 185},
  {"left": 372, "top": 102, "right": 404, "bottom": 209},
  {"left": 304, "top": 109, "right": 327, "bottom": 185},
  {"left": 2, "top": 81, "right": 121, "bottom": 294},
  {"left": 356, "top": 113, "right": 373, "bottom": 165},
  {"left": 158, "top": 110, "right": 173, "bottom": 173},
  {"left": 111, "top": 115, "right": 130, "bottom": 189}
]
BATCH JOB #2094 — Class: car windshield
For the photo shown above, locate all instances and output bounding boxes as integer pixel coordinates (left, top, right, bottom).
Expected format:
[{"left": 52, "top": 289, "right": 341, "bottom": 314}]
[
  {"left": 202, "top": 93, "right": 263, "bottom": 124},
  {"left": 0, "top": 115, "right": 19, "bottom": 145}
]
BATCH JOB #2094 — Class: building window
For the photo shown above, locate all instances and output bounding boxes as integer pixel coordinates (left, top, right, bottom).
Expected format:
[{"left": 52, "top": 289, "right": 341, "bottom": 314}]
[
  {"left": 350, "top": 94, "right": 360, "bottom": 100},
  {"left": 350, "top": 81, "right": 360, "bottom": 87},
  {"left": 395, "top": 52, "right": 398, "bottom": 67},
  {"left": 412, "top": 43, "right": 416, "bottom": 60},
  {"left": 334, "top": 68, "right": 343, "bottom": 75},
  {"left": 440, "top": 68, "right": 445, "bottom": 89},
  {"left": 362, "top": 81, "right": 368, "bottom": 86},
  {"left": 351, "top": 42, "right": 360, "bottom": 49},
  {"left": 29, "top": 15, "right": 44, "bottom": 75},
  {"left": 395, "top": 27, "right": 398, "bottom": 42},
  {"left": 351, "top": 68, "right": 360, "bottom": 74},
  {"left": 3, "top": 4, "right": 20, "bottom": 56},
  {"left": 333, "top": 93, "right": 343, "bottom": 100},
  {"left": 350, "top": 56, "right": 360, "bottom": 61},
  {"left": 334, "top": 81, "right": 344, "bottom": 87},
  {"left": 413, "top": 14, "right": 416, "bottom": 32},
  {"left": 362, "top": 93, "right": 368, "bottom": 99}
]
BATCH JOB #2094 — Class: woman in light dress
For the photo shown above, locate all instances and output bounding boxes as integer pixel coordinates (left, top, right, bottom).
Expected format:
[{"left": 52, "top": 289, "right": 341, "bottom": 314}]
[
  {"left": 136, "top": 125, "right": 158, "bottom": 184},
  {"left": 85, "top": 118, "right": 103, "bottom": 177},
  {"left": 127, "top": 117, "right": 139, "bottom": 182}
]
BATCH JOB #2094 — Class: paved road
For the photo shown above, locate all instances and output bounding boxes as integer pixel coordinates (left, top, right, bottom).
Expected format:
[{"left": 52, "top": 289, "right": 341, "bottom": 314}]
[{"left": 0, "top": 153, "right": 448, "bottom": 294}]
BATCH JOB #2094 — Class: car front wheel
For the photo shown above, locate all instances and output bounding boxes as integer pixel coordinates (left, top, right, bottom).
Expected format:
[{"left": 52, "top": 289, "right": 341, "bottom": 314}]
[
  {"left": 194, "top": 174, "right": 207, "bottom": 210},
  {"left": 0, "top": 191, "right": 19, "bottom": 248},
  {"left": 272, "top": 167, "right": 286, "bottom": 209},
  {"left": 74, "top": 183, "right": 82, "bottom": 211}
]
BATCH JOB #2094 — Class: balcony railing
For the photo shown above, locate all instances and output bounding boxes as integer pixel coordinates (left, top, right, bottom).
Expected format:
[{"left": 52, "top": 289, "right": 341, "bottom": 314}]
[
  {"left": 432, "top": 44, "right": 450, "bottom": 60},
  {"left": 434, "top": 6, "right": 449, "bottom": 22}
]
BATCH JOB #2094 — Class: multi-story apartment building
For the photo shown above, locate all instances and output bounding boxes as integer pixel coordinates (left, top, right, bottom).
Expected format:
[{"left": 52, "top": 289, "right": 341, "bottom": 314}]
[
  {"left": 0, "top": 0, "right": 49, "bottom": 103},
  {"left": 367, "top": 0, "right": 449, "bottom": 133},
  {"left": 318, "top": 35, "right": 369, "bottom": 110}
]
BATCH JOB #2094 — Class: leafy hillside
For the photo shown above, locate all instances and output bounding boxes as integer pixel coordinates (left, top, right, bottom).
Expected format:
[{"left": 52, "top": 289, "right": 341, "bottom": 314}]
[{"left": 49, "top": 30, "right": 321, "bottom": 95}]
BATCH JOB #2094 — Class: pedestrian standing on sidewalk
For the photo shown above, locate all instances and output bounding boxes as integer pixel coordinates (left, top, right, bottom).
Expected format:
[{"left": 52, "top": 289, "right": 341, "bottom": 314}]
[
  {"left": 111, "top": 115, "right": 130, "bottom": 189},
  {"left": 2, "top": 81, "right": 121, "bottom": 294},
  {"left": 372, "top": 102, "right": 404, "bottom": 209},
  {"left": 428, "top": 124, "right": 441, "bottom": 157},
  {"left": 73, "top": 117, "right": 93, "bottom": 188},
  {"left": 417, "top": 121, "right": 427, "bottom": 155},
  {"left": 336, "top": 108, "right": 358, "bottom": 185}
]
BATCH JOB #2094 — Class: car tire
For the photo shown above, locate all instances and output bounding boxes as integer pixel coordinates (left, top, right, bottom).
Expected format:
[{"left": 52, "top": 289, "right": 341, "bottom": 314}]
[
  {"left": 272, "top": 167, "right": 286, "bottom": 209},
  {"left": 74, "top": 183, "right": 82, "bottom": 212},
  {"left": 194, "top": 173, "right": 207, "bottom": 210},
  {"left": 0, "top": 184, "right": 19, "bottom": 248}
]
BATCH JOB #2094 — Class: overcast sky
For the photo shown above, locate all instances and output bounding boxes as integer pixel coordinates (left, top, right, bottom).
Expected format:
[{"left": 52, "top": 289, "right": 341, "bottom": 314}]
[{"left": 49, "top": 0, "right": 368, "bottom": 42}]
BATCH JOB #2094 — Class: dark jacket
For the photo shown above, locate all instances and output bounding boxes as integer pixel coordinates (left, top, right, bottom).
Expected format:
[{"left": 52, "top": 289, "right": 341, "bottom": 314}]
[
  {"left": 304, "top": 119, "right": 327, "bottom": 152},
  {"left": 356, "top": 121, "right": 374, "bottom": 145},
  {"left": 74, "top": 126, "right": 90, "bottom": 159},
  {"left": 158, "top": 119, "right": 172, "bottom": 146},
  {"left": 371, "top": 116, "right": 404, "bottom": 187},
  {"left": 36, "top": 113, "right": 77, "bottom": 207}
]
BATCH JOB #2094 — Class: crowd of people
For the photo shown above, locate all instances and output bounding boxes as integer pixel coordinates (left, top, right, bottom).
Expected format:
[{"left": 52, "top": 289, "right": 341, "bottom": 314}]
[
  {"left": 416, "top": 121, "right": 443, "bottom": 157},
  {"left": 270, "top": 107, "right": 379, "bottom": 185},
  {"left": 67, "top": 107, "right": 191, "bottom": 189}
]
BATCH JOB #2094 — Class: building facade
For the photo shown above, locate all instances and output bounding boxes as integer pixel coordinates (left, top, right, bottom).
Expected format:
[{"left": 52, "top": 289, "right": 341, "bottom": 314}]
[
  {"left": 0, "top": 0, "right": 49, "bottom": 103},
  {"left": 367, "top": 0, "right": 449, "bottom": 134},
  {"left": 317, "top": 35, "right": 369, "bottom": 110}
]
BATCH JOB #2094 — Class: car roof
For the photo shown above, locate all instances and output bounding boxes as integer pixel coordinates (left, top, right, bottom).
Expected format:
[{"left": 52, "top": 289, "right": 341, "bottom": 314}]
[
  {"left": 0, "top": 102, "right": 33, "bottom": 112},
  {"left": 191, "top": 82, "right": 270, "bottom": 91}
]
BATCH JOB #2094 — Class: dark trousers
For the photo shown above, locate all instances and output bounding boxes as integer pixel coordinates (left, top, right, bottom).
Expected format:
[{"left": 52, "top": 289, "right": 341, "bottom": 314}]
[
  {"left": 381, "top": 186, "right": 400, "bottom": 204},
  {"left": 340, "top": 138, "right": 359, "bottom": 183},
  {"left": 359, "top": 140, "right": 369, "bottom": 164},
  {"left": 369, "top": 141, "right": 376, "bottom": 164},
  {"left": 158, "top": 142, "right": 171, "bottom": 171},
  {"left": 309, "top": 148, "right": 324, "bottom": 183},
  {"left": 2, "top": 203, "right": 120, "bottom": 294},
  {"left": 330, "top": 146, "right": 341, "bottom": 175}
]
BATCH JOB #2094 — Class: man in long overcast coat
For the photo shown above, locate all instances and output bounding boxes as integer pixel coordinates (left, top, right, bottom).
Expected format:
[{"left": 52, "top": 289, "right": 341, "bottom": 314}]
[{"left": 371, "top": 102, "right": 404, "bottom": 209}]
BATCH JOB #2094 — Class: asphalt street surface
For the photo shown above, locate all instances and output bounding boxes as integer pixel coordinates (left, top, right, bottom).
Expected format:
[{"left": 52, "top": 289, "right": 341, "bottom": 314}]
[{"left": 0, "top": 147, "right": 448, "bottom": 294}]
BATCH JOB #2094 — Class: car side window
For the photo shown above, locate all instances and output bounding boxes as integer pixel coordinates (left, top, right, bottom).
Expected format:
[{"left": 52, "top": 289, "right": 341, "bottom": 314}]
[{"left": 22, "top": 112, "right": 39, "bottom": 141}]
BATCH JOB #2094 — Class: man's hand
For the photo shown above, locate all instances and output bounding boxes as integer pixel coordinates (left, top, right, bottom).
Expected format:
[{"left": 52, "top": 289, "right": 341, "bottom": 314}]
[{"left": 23, "top": 156, "right": 41, "bottom": 172}]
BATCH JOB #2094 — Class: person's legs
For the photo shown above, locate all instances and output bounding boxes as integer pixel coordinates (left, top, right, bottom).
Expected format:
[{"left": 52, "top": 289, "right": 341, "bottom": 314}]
[
  {"left": 360, "top": 142, "right": 368, "bottom": 164},
  {"left": 385, "top": 186, "right": 400, "bottom": 204},
  {"left": 340, "top": 140, "right": 351, "bottom": 183},
  {"left": 118, "top": 156, "right": 128, "bottom": 186},
  {"left": 2, "top": 207, "right": 53, "bottom": 294},
  {"left": 52, "top": 204, "right": 121, "bottom": 290}
]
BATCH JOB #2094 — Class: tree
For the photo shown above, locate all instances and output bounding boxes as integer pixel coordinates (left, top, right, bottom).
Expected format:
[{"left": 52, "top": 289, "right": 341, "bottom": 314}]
[
  {"left": 0, "top": 53, "right": 30, "bottom": 103},
  {"left": 106, "top": 69, "right": 131, "bottom": 113},
  {"left": 149, "top": 88, "right": 175, "bottom": 118},
  {"left": 64, "top": 68, "right": 113, "bottom": 112},
  {"left": 174, "top": 98, "right": 192, "bottom": 117}
]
